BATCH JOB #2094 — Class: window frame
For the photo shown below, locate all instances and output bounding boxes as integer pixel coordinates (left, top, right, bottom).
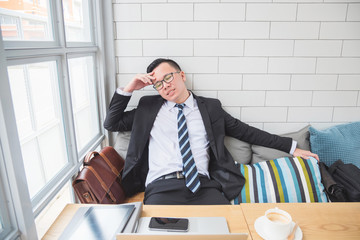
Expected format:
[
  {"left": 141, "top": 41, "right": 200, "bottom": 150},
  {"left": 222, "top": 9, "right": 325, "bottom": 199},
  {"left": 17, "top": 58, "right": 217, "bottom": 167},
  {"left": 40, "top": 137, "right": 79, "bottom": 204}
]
[{"left": 0, "top": 1, "right": 113, "bottom": 239}]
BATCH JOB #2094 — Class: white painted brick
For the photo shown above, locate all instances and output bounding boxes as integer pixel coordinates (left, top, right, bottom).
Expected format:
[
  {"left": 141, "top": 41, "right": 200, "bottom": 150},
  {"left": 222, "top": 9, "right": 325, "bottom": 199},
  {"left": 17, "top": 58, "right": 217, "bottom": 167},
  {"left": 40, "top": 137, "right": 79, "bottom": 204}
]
[
  {"left": 223, "top": 107, "right": 241, "bottom": 119},
  {"left": 218, "top": 91, "right": 266, "bottom": 106},
  {"left": 325, "top": 0, "right": 360, "bottom": 2},
  {"left": 220, "top": 22, "right": 270, "bottom": 39},
  {"left": 297, "top": 4, "right": 347, "bottom": 21},
  {"left": 115, "top": 0, "right": 166, "bottom": 3},
  {"left": 168, "top": 22, "right": 218, "bottom": 39},
  {"left": 312, "top": 91, "right": 358, "bottom": 106},
  {"left": 348, "top": 4, "right": 360, "bottom": 21},
  {"left": 274, "top": 0, "right": 322, "bottom": 2},
  {"left": 195, "top": 4, "right": 245, "bottom": 21},
  {"left": 143, "top": 40, "right": 193, "bottom": 56},
  {"left": 342, "top": 40, "right": 360, "bottom": 57},
  {"left": 113, "top": 4, "right": 141, "bottom": 21},
  {"left": 172, "top": 57, "right": 218, "bottom": 73},
  {"left": 219, "top": 57, "right": 268, "bottom": 73},
  {"left": 333, "top": 107, "right": 360, "bottom": 122},
  {"left": 116, "top": 22, "right": 166, "bottom": 39},
  {"left": 264, "top": 123, "right": 310, "bottom": 135},
  {"left": 192, "top": 91, "right": 218, "bottom": 98},
  {"left": 194, "top": 40, "right": 244, "bottom": 56},
  {"left": 317, "top": 58, "right": 360, "bottom": 74},
  {"left": 184, "top": 74, "right": 193, "bottom": 90},
  {"left": 117, "top": 57, "right": 155, "bottom": 73},
  {"left": 291, "top": 75, "right": 337, "bottom": 90},
  {"left": 241, "top": 107, "right": 288, "bottom": 122},
  {"left": 117, "top": 74, "right": 135, "bottom": 88},
  {"left": 358, "top": 94, "right": 360, "bottom": 106},
  {"left": 288, "top": 107, "right": 333, "bottom": 122},
  {"left": 245, "top": 40, "right": 293, "bottom": 56},
  {"left": 243, "top": 75, "right": 291, "bottom": 90},
  {"left": 266, "top": 91, "right": 312, "bottom": 106},
  {"left": 294, "top": 40, "right": 342, "bottom": 57},
  {"left": 115, "top": 40, "right": 142, "bottom": 56},
  {"left": 142, "top": 4, "right": 193, "bottom": 21},
  {"left": 320, "top": 22, "right": 360, "bottom": 39},
  {"left": 246, "top": 4, "right": 297, "bottom": 21},
  {"left": 337, "top": 75, "right": 360, "bottom": 90},
  {"left": 269, "top": 58, "right": 316, "bottom": 74},
  {"left": 270, "top": 22, "right": 319, "bottom": 39},
  {"left": 193, "top": 74, "right": 242, "bottom": 90},
  {"left": 222, "top": 0, "right": 271, "bottom": 2},
  {"left": 169, "top": 0, "right": 218, "bottom": 2}
]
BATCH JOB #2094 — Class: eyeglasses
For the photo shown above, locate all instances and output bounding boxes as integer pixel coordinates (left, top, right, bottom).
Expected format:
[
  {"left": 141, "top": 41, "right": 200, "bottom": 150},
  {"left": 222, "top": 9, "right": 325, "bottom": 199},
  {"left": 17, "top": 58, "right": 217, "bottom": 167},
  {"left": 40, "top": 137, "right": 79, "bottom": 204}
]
[{"left": 153, "top": 71, "right": 181, "bottom": 91}]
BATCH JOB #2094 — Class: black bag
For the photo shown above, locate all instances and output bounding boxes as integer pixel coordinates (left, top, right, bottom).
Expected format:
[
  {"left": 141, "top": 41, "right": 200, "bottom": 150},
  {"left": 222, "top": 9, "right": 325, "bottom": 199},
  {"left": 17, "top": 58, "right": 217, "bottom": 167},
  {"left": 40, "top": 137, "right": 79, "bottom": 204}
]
[
  {"left": 328, "top": 160, "right": 360, "bottom": 202},
  {"left": 319, "top": 161, "right": 347, "bottom": 202}
]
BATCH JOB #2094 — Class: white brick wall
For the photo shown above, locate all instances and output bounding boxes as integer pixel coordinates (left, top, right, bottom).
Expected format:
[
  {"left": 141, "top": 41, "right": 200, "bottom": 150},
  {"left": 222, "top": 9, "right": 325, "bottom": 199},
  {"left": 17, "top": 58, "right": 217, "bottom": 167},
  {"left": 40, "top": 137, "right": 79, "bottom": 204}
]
[{"left": 113, "top": 1, "right": 360, "bottom": 134}]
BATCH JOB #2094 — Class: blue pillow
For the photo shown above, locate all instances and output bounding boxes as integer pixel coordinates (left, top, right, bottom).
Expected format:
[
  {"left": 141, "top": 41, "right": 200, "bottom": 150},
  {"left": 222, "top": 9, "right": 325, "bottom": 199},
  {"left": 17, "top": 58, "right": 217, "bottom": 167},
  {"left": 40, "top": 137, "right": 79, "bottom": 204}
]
[
  {"left": 309, "top": 122, "right": 360, "bottom": 168},
  {"left": 232, "top": 157, "right": 328, "bottom": 204}
]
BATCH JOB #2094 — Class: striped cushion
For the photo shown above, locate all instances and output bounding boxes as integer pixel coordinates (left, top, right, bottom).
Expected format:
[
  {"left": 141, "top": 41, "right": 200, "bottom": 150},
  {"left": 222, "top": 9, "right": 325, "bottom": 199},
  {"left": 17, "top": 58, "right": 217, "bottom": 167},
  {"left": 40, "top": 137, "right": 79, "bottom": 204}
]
[{"left": 232, "top": 157, "right": 328, "bottom": 204}]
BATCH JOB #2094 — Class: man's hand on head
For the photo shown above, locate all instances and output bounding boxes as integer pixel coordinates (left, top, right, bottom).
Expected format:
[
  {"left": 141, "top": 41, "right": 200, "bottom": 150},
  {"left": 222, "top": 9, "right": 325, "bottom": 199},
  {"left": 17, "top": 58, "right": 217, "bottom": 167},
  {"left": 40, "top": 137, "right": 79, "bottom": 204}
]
[
  {"left": 123, "top": 71, "right": 156, "bottom": 93},
  {"left": 293, "top": 148, "right": 320, "bottom": 161}
]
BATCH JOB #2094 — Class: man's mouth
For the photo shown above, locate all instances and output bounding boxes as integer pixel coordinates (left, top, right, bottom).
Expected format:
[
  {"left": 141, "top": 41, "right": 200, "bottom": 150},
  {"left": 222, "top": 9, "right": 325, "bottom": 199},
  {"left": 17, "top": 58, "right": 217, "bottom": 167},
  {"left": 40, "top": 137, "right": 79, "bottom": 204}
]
[{"left": 167, "top": 89, "right": 175, "bottom": 96}]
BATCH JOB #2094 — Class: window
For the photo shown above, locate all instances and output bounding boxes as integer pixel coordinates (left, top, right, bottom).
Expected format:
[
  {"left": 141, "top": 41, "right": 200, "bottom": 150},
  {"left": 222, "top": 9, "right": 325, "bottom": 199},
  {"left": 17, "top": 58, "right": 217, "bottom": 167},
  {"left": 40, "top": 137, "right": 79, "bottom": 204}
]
[
  {"left": 0, "top": 1, "right": 112, "bottom": 239},
  {"left": 0, "top": 0, "right": 54, "bottom": 42},
  {"left": 8, "top": 60, "right": 69, "bottom": 199}
]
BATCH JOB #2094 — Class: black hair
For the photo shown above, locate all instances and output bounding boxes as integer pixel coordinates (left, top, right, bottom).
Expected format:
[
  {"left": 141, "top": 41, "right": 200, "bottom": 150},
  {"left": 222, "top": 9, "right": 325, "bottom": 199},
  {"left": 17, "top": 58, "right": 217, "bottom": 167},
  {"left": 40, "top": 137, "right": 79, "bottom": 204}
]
[{"left": 146, "top": 58, "right": 182, "bottom": 73}]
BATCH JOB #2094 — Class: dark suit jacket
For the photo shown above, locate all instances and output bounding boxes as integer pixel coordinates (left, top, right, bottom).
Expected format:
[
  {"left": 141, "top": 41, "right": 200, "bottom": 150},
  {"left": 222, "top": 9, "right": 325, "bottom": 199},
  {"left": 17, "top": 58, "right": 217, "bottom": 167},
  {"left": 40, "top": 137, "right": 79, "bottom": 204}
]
[{"left": 103, "top": 92, "right": 293, "bottom": 200}]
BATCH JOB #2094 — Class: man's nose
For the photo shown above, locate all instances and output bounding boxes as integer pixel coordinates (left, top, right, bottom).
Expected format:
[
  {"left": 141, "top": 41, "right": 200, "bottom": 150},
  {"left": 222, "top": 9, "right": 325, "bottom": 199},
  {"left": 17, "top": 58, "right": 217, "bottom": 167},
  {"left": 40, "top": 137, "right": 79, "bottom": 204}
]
[{"left": 163, "top": 80, "right": 171, "bottom": 89}]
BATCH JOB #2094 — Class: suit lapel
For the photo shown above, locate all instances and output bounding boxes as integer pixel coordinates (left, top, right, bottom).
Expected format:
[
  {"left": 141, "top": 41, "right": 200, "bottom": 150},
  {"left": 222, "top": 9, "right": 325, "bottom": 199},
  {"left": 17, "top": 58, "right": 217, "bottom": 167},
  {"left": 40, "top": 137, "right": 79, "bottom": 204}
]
[{"left": 194, "top": 94, "right": 218, "bottom": 158}]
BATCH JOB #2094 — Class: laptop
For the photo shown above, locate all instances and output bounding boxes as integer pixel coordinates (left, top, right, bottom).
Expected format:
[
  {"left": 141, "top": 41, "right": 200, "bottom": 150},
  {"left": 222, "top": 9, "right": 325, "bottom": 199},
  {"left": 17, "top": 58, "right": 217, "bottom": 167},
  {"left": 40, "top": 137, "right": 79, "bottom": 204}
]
[
  {"left": 117, "top": 217, "right": 248, "bottom": 240},
  {"left": 116, "top": 233, "right": 248, "bottom": 240}
]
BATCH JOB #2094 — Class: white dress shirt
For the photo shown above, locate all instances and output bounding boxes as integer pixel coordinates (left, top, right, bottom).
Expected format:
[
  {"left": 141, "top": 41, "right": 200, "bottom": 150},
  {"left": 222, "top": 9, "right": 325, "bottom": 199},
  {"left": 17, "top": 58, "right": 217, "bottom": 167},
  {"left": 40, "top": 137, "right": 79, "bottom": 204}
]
[{"left": 146, "top": 93, "right": 210, "bottom": 186}]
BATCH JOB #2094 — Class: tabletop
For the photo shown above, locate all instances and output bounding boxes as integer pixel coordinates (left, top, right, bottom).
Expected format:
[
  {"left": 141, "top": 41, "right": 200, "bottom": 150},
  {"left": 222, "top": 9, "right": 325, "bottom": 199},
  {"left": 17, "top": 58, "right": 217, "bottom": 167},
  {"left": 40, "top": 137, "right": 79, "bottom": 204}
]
[
  {"left": 42, "top": 204, "right": 250, "bottom": 240},
  {"left": 240, "top": 202, "right": 360, "bottom": 240}
]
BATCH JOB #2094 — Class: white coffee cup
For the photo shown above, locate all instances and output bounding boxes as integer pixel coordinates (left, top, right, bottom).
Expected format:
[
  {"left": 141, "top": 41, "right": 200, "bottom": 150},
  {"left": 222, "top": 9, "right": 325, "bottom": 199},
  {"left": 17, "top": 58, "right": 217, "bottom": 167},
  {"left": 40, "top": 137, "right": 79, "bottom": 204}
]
[{"left": 263, "top": 207, "right": 293, "bottom": 239}]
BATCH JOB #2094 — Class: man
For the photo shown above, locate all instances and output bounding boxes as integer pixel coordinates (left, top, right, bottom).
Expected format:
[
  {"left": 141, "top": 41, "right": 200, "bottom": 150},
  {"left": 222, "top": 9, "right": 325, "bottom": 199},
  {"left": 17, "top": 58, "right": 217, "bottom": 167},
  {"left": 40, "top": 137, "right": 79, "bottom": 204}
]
[{"left": 104, "top": 58, "right": 318, "bottom": 205}]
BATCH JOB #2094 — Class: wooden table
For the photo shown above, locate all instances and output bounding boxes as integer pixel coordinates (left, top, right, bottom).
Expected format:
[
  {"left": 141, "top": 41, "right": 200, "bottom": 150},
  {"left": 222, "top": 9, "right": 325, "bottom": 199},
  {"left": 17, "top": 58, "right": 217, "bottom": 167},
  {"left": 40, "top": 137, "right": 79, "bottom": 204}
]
[
  {"left": 240, "top": 203, "right": 360, "bottom": 240},
  {"left": 42, "top": 204, "right": 250, "bottom": 240}
]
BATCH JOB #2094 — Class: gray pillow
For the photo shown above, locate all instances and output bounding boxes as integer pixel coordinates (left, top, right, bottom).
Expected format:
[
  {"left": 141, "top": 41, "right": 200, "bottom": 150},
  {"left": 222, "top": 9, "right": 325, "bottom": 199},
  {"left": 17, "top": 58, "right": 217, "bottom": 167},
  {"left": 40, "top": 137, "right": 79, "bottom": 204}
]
[
  {"left": 224, "top": 136, "right": 252, "bottom": 164},
  {"left": 113, "top": 131, "right": 131, "bottom": 159},
  {"left": 251, "top": 125, "right": 311, "bottom": 164}
]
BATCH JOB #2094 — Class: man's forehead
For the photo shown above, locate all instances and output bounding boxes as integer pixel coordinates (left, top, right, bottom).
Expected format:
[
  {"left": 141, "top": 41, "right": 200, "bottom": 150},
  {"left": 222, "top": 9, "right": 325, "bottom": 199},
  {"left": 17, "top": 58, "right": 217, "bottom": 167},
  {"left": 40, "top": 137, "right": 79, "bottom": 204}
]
[{"left": 153, "top": 63, "right": 177, "bottom": 76}]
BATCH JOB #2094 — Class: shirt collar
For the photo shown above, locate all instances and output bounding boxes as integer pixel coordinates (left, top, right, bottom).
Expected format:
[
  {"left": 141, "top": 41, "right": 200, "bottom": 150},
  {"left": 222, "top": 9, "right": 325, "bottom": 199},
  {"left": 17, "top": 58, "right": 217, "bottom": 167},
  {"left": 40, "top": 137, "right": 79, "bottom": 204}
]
[{"left": 165, "top": 92, "right": 195, "bottom": 111}]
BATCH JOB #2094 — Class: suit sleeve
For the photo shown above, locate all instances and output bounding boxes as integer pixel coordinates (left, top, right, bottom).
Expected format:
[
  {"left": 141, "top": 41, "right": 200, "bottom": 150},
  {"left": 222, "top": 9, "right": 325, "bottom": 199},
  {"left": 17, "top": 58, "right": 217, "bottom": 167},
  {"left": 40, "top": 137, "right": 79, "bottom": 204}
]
[
  {"left": 103, "top": 92, "right": 136, "bottom": 132},
  {"left": 222, "top": 107, "right": 293, "bottom": 153}
]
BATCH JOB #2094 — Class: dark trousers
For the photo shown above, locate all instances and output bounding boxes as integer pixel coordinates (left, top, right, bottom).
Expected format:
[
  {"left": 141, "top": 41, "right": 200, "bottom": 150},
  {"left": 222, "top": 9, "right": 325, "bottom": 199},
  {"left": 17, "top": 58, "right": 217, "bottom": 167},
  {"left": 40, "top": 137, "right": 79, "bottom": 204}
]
[{"left": 144, "top": 176, "right": 230, "bottom": 205}]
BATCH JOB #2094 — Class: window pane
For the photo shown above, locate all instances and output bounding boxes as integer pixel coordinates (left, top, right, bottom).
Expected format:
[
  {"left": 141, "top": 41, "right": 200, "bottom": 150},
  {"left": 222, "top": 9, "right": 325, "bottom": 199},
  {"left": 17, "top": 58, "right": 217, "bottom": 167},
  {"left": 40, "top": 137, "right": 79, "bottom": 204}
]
[
  {"left": 62, "top": 0, "right": 92, "bottom": 42},
  {"left": 68, "top": 56, "right": 100, "bottom": 152},
  {"left": 0, "top": 0, "right": 53, "bottom": 41},
  {"left": 8, "top": 61, "right": 68, "bottom": 199}
]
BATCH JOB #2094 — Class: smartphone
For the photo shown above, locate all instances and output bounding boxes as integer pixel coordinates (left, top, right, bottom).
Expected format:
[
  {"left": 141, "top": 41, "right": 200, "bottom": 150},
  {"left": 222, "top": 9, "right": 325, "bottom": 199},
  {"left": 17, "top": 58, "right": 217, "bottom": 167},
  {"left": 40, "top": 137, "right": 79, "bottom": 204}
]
[{"left": 148, "top": 217, "right": 189, "bottom": 232}]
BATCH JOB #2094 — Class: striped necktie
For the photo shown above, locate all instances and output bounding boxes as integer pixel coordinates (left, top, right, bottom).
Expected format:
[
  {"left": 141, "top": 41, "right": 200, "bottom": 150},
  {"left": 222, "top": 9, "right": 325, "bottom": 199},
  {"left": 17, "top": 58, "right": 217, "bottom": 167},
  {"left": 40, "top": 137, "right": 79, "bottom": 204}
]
[{"left": 176, "top": 103, "right": 201, "bottom": 193}]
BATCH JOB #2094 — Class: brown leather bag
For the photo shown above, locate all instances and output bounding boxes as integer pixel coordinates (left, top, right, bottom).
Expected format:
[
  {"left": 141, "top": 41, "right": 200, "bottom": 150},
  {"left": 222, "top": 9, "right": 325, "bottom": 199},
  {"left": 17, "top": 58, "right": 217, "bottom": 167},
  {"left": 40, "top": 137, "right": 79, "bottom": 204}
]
[{"left": 72, "top": 146, "right": 126, "bottom": 204}]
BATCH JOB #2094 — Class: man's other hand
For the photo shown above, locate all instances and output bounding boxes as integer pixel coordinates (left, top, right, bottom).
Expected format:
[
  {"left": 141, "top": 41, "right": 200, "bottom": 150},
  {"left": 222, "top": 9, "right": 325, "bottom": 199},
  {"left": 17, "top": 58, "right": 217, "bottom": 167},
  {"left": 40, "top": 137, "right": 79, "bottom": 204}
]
[{"left": 293, "top": 148, "right": 320, "bottom": 161}]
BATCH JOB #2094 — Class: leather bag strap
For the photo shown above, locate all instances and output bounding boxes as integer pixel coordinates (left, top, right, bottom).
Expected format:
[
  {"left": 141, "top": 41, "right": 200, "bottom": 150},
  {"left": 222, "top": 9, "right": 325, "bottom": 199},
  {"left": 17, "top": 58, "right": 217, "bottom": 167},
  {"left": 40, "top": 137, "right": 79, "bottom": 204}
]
[
  {"left": 86, "top": 166, "right": 116, "bottom": 203},
  {"left": 84, "top": 151, "right": 120, "bottom": 178},
  {"left": 99, "top": 152, "right": 121, "bottom": 177}
]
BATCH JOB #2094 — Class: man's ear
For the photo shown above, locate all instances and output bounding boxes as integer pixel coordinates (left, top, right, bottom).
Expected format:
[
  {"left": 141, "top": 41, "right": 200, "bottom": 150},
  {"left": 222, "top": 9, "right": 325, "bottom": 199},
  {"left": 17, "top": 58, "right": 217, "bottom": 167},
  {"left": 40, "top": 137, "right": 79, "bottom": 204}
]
[{"left": 180, "top": 71, "right": 186, "bottom": 82}]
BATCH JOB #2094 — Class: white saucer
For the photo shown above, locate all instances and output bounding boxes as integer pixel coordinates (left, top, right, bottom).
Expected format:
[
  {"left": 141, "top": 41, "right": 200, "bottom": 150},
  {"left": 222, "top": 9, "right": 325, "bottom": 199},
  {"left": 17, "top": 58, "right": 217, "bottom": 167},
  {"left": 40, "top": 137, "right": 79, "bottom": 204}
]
[{"left": 254, "top": 216, "right": 303, "bottom": 240}]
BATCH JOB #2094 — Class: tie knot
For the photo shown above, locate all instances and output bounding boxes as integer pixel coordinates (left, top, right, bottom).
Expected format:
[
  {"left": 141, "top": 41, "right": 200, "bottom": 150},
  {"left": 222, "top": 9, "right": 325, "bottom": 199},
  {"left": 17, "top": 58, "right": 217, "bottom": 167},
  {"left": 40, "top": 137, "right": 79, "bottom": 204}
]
[{"left": 176, "top": 103, "right": 185, "bottom": 110}]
